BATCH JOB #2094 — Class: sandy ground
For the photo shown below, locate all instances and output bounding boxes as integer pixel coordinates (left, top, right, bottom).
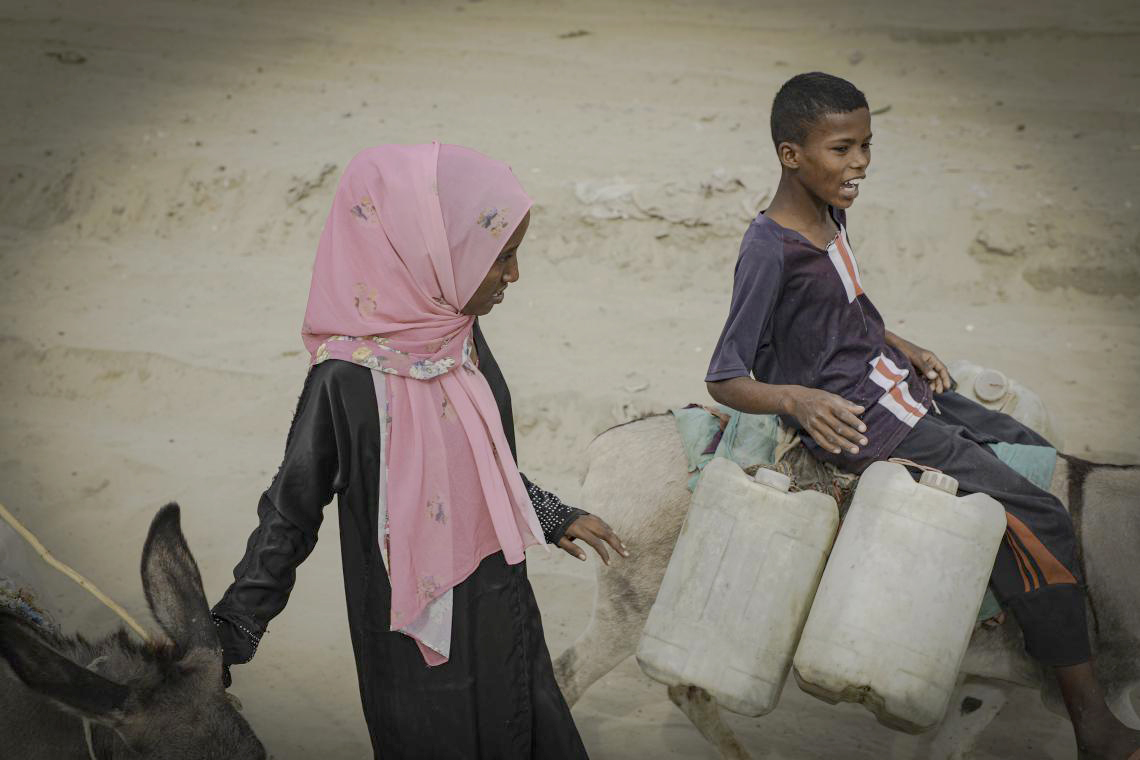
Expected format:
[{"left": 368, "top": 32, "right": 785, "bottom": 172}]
[{"left": 2, "top": 0, "right": 1139, "bottom": 757}]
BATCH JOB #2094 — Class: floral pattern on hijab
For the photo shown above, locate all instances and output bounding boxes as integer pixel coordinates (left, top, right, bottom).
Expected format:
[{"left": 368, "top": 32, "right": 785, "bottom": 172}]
[{"left": 301, "top": 142, "right": 543, "bottom": 664}]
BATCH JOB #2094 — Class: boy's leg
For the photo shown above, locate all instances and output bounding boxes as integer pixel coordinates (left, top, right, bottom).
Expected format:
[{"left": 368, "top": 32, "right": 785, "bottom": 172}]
[
  {"left": 932, "top": 390, "right": 1054, "bottom": 448},
  {"left": 890, "top": 415, "right": 1088, "bottom": 665},
  {"left": 891, "top": 414, "right": 1140, "bottom": 757}
]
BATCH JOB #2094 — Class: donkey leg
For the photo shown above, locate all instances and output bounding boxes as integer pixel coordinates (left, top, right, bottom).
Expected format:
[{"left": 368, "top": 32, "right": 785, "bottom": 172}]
[
  {"left": 667, "top": 684, "right": 752, "bottom": 760},
  {"left": 927, "top": 677, "right": 1012, "bottom": 760},
  {"left": 554, "top": 560, "right": 657, "bottom": 707},
  {"left": 554, "top": 414, "right": 692, "bottom": 707}
]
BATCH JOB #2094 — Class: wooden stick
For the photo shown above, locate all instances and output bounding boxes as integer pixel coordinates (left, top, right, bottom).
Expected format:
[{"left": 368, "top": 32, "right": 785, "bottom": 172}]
[{"left": 0, "top": 501, "right": 151, "bottom": 642}]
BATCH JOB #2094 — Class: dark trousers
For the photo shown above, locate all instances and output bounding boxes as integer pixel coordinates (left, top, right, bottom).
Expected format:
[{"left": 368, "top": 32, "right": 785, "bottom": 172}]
[{"left": 889, "top": 391, "right": 1090, "bottom": 666}]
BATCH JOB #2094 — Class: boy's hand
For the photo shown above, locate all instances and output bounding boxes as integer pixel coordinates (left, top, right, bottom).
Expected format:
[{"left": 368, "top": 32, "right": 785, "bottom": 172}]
[
  {"left": 891, "top": 336, "right": 952, "bottom": 394},
  {"left": 786, "top": 387, "right": 868, "bottom": 456}
]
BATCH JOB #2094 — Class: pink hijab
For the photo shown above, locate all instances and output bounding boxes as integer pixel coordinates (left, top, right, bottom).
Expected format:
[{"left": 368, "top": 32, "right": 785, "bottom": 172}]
[{"left": 301, "top": 142, "right": 544, "bottom": 664}]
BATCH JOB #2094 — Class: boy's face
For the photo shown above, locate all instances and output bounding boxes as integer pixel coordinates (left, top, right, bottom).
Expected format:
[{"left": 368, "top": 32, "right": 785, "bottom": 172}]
[{"left": 781, "top": 108, "right": 871, "bottom": 210}]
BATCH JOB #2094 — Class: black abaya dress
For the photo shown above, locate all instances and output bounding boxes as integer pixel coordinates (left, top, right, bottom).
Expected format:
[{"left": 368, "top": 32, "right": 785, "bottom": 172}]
[{"left": 211, "top": 322, "right": 589, "bottom": 759}]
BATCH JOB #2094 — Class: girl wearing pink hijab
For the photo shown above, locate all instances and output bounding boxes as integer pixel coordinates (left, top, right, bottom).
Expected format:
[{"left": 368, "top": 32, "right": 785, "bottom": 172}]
[{"left": 211, "top": 143, "right": 625, "bottom": 758}]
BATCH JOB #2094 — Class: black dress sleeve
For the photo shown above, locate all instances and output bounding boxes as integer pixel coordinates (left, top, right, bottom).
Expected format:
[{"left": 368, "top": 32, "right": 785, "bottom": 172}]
[
  {"left": 210, "top": 362, "right": 361, "bottom": 668},
  {"left": 521, "top": 474, "right": 587, "bottom": 546}
]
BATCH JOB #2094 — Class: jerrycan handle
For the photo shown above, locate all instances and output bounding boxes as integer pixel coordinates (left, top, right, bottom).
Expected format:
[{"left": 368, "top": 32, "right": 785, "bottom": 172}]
[
  {"left": 753, "top": 467, "right": 792, "bottom": 492},
  {"left": 919, "top": 470, "right": 959, "bottom": 495},
  {"left": 889, "top": 457, "right": 960, "bottom": 495}
]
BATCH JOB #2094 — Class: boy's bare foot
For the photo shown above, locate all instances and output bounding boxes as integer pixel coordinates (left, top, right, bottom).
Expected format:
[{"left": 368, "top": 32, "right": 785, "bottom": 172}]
[
  {"left": 1058, "top": 662, "right": 1140, "bottom": 760},
  {"left": 1073, "top": 715, "right": 1140, "bottom": 760},
  {"left": 1068, "top": 691, "right": 1140, "bottom": 759}
]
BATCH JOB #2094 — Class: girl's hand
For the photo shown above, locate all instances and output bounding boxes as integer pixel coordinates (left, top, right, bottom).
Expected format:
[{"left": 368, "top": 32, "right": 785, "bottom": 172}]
[
  {"left": 786, "top": 387, "right": 868, "bottom": 456},
  {"left": 558, "top": 514, "right": 629, "bottom": 566}
]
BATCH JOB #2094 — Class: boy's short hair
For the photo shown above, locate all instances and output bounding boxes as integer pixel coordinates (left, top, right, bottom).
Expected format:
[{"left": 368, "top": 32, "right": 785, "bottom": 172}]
[{"left": 770, "top": 72, "right": 868, "bottom": 146}]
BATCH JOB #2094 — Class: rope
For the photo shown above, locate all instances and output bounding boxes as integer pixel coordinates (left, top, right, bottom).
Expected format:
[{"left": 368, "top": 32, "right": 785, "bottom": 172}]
[
  {"left": 0, "top": 501, "right": 151, "bottom": 642},
  {"left": 887, "top": 457, "right": 944, "bottom": 474}
]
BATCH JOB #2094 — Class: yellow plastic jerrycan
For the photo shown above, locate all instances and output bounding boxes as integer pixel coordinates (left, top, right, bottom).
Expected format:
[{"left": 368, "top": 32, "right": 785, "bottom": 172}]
[
  {"left": 792, "top": 460, "right": 1006, "bottom": 733},
  {"left": 637, "top": 456, "right": 839, "bottom": 716},
  {"left": 947, "top": 359, "right": 1063, "bottom": 449}
]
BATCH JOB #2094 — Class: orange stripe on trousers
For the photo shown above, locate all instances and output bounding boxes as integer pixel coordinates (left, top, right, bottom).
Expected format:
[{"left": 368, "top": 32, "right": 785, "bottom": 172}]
[
  {"left": 1006, "top": 513, "right": 1077, "bottom": 586},
  {"left": 1004, "top": 528, "right": 1037, "bottom": 593}
]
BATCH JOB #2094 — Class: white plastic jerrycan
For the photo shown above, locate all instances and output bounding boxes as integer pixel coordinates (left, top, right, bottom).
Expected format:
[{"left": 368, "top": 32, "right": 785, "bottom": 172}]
[
  {"left": 792, "top": 461, "right": 1006, "bottom": 733},
  {"left": 637, "top": 456, "right": 839, "bottom": 716},
  {"left": 947, "top": 359, "right": 1063, "bottom": 450}
]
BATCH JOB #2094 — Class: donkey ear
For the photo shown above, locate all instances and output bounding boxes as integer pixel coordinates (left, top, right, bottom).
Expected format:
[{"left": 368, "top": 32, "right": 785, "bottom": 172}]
[
  {"left": 0, "top": 611, "right": 129, "bottom": 723},
  {"left": 140, "top": 503, "right": 217, "bottom": 653}
]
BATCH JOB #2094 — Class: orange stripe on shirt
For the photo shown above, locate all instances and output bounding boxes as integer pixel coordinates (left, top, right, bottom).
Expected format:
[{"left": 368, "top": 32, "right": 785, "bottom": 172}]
[
  {"left": 888, "top": 384, "right": 923, "bottom": 418},
  {"left": 875, "top": 357, "right": 905, "bottom": 384},
  {"left": 834, "top": 231, "right": 864, "bottom": 297},
  {"left": 1006, "top": 513, "right": 1077, "bottom": 587}
]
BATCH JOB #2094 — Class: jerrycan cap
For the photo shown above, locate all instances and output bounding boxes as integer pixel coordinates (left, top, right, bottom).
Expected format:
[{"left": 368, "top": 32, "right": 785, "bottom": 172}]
[
  {"left": 753, "top": 467, "right": 792, "bottom": 492},
  {"left": 919, "top": 470, "right": 959, "bottom": 495},
  {"left": 973, "top": 368, "right": 1009, "bottom": 403}
]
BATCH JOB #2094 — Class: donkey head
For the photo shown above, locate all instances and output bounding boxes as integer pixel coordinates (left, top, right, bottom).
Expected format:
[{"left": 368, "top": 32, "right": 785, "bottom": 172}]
[{"left": 0, "top": 503, "right": 266, "bottom": 759}]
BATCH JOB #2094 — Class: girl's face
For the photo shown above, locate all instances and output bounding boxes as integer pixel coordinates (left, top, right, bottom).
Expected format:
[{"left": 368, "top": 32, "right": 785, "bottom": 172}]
[
  {"left": 781, "top": 108, "right": 872, "bottom": 210},
  {"left": 461, "top": 211, "right": 529, "bottom": 316}
]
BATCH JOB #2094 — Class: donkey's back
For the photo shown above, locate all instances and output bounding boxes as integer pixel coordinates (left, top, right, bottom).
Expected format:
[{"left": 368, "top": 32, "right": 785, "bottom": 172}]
[{"left": 554, "top": 414, "right": 1140, "bottom": 758}]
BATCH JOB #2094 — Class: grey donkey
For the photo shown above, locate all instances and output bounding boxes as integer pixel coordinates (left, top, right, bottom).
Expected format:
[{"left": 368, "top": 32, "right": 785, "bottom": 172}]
[
  {"left": 0, "top": 503, "right": 266, "bottom": 759},
  {"left": 553, "top": 413, "right": 1140, "bottom": 760}
]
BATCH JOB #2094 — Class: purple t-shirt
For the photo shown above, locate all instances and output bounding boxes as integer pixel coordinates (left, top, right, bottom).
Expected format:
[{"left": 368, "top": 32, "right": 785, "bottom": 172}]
[{"left": 706, "top": 208, "right": 930, "bottom": 469}]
